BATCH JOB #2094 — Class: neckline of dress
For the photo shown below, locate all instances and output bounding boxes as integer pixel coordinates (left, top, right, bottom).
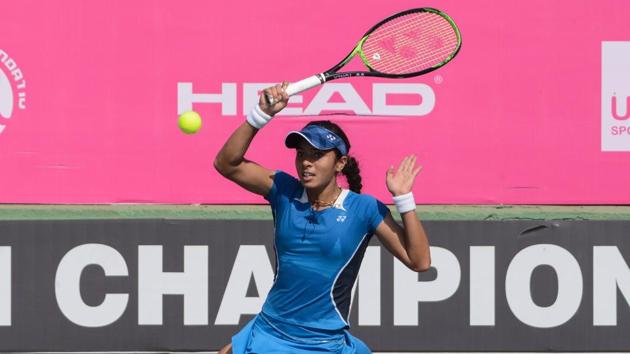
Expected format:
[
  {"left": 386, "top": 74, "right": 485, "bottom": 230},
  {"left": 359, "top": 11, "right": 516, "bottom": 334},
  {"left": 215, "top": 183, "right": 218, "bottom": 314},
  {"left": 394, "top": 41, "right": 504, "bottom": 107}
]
[{"left": 295, "top": 187, "right": 349, "bottom": 212}]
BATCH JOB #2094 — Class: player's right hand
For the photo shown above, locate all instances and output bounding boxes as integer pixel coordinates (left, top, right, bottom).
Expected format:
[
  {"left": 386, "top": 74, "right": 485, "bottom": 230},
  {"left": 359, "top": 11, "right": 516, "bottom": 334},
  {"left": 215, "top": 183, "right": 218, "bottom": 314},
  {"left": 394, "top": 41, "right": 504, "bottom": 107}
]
[{"left": 259, "top": 81, "right": 289, "bottom": 116}]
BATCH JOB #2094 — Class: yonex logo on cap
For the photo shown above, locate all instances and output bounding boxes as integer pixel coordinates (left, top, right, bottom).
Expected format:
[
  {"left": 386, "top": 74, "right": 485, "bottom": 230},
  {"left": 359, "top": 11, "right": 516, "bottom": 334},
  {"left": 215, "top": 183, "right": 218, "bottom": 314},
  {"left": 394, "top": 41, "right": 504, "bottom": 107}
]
[
  {"left": 0, "top": 49, "right": 27, "bottom": 136},
  {"left": 326, "top": 134, "right": 336, "bottom": 142}
]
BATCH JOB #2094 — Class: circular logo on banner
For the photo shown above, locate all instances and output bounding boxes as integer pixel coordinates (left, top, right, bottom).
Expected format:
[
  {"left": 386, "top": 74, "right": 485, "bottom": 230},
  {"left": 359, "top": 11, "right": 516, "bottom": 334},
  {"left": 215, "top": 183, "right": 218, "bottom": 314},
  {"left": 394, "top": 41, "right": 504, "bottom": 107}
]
[{"left": 0, "top": 49, "right": 27, "bottom": 136}]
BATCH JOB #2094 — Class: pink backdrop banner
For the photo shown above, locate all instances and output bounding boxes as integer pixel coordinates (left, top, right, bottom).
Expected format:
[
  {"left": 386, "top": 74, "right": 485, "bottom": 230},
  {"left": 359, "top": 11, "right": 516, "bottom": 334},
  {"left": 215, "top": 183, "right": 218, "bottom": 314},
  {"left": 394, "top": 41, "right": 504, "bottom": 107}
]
[{"left": 1, "top": 0, "right": 629, "bottom": 204}]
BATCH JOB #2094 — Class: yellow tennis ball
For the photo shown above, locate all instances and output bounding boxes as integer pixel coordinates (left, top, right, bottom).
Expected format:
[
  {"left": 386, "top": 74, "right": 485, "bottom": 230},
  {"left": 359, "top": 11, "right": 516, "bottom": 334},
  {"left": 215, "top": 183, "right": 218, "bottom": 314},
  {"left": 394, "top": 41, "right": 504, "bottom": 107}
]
[{"left": 178, "top": 111, "right": 202, "bottom": 134}]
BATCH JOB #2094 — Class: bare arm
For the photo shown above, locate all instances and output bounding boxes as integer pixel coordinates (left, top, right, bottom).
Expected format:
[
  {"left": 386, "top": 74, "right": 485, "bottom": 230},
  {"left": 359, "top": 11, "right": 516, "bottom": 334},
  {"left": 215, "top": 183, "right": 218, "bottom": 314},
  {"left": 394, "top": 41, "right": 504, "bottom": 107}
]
[
  {"left": 213, "top": 83, "right": 289, "bottom": 197},
  {"left": 375, "top": 211, "right": 431, "bottom": 272},
  {"left": 213, "top": 122, "right": 276, "bottom": 196},
  {"left": 374, "top": 155, "right": 431, "bottom": 272}
]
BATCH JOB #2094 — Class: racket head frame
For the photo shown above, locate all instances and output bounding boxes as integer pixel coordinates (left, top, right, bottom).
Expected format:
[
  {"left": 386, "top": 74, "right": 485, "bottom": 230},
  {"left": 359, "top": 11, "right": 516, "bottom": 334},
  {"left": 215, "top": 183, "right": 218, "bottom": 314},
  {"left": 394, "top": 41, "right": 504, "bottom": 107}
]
[
  {"left": 323, "top": 7, "right": 462, "bottom": 81},
  {"left": 263, "top": 8, "right": 461, "bottom": 105}
]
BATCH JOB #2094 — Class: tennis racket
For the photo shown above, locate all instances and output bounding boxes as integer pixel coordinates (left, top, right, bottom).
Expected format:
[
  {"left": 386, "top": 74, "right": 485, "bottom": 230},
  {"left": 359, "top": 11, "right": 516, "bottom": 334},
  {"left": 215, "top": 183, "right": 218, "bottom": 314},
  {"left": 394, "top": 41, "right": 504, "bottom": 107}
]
[{"left": 266, "top": 7, "right": 462, "bottom": 105}]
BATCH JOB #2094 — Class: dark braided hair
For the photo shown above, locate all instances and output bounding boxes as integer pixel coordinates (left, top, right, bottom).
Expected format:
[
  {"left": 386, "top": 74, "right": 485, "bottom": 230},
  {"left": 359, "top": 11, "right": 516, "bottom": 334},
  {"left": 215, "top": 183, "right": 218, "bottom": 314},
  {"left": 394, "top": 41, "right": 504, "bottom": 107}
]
[{"left": 305, "top": 120, "right": 363, "bottom": 194}]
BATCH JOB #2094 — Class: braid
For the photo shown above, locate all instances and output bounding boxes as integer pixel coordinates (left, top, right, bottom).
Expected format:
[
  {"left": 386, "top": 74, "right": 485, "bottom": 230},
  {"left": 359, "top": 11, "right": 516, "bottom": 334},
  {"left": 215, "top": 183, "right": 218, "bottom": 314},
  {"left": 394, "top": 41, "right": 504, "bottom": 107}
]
[{"left": 342, "top": 156, "right": 362, "bottom": 194}]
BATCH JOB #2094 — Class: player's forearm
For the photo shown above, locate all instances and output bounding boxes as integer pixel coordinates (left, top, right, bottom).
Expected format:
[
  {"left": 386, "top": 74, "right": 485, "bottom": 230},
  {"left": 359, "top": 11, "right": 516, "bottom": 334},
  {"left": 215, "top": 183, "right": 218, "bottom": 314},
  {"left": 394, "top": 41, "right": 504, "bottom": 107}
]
[
  {"left": 400, "top": 211, "right": 431, "bottom": 271},
  {"left": 214, "top": 121, "right": 259, "bottom": 174}
]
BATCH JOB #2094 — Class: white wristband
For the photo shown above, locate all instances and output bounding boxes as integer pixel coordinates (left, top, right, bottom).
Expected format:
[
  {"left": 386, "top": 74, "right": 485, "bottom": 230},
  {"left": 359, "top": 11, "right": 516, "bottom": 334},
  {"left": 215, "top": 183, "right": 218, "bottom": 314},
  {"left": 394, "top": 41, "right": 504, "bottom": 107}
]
[
  {"left": 393, "top": 192, "right": 416, "bottom": 214},
  {"left": 246, "top": 104, "right": 273, "bottom": 129}
]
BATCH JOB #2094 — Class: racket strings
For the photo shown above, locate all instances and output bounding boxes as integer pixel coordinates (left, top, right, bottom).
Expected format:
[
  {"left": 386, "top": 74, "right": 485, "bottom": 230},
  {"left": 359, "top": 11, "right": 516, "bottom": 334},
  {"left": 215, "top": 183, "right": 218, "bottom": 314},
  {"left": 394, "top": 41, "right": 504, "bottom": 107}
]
[
  {"left": 361, "top": 12, "right": 459, "bottom": 75},
  {"left": 366, "top": 31, "right": 457, "bottom": 73},
  {"left": 363, "top": 16, "right": 447, "bottom": 54},
  {"left": 364, "top": 13, "right": 444, "bottom": 43},
  {"left": 364, "top": 14, "right": 458, "bottom": 65},
  {"left": 379, "top": 26, "right": 457, "bottom": 52},
  {"left": 363, "top": 13, "right": 455, "bottom": 49},
  {"left": 378, "top": 30, "right": 459, "bottom": 73},
  {"left": 374, "top": 27, "right": 457, "bottom": 60},
  {"left": 387, "top": 49, "right": 455, "bottom": 73}
]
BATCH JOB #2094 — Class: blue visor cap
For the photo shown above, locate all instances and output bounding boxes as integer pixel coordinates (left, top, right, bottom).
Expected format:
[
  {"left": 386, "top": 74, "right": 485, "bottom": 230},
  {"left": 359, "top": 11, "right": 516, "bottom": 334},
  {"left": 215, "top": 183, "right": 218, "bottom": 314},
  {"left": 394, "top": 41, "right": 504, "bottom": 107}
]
[{"left": 285, "top": 125, "right": 348, "bottom": 156}]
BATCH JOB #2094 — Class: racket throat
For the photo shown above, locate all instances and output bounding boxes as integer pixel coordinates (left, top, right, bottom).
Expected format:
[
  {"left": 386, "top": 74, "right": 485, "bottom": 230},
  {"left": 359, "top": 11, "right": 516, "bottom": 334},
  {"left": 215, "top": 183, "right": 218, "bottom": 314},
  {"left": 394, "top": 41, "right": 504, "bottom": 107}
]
[{"left": 328, "top": 72, "right": 358, "bottom": 80}]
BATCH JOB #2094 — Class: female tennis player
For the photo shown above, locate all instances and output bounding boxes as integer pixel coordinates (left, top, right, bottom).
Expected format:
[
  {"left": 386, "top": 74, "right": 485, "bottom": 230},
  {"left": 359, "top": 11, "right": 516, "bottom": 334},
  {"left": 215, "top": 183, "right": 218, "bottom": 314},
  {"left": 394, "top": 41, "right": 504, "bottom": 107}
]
[{"left": 213, "top": 82, "right": 431, "bottom": 354}]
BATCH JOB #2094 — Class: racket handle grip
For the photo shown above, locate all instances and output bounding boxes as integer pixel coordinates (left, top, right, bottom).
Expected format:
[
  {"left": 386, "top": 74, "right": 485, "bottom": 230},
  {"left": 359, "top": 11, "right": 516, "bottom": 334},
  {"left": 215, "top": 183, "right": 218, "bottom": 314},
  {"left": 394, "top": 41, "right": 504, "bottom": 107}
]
[{"left": 265, "top": 74, "right": 325, "bottom": 105}]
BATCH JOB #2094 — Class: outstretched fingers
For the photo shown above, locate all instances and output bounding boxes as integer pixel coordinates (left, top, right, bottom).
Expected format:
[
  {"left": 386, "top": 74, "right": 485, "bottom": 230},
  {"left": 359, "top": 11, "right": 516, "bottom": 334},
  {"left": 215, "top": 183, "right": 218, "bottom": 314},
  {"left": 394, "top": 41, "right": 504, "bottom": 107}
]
[{"left": 399, "top": 155, "right": 417, "bottom": 175}]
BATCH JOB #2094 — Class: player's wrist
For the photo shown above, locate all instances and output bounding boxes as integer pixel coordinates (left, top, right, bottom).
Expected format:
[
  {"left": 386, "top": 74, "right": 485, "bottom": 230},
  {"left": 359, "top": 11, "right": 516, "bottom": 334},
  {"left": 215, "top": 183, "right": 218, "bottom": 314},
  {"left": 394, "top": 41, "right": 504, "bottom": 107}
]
[
  {"left": 246, "top": 104, "right": 274, "bottom": 129},
  {"left": 392, "top": 192, "right": 416, "bottom": 214}
]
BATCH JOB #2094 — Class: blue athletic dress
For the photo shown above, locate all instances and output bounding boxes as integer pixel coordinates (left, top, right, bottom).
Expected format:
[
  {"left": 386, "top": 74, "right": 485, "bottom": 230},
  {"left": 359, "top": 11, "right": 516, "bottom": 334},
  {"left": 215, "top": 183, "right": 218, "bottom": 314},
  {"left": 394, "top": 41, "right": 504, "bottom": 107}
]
[{"left": 231, "top": 170, "right": 390, "bottom": 353}]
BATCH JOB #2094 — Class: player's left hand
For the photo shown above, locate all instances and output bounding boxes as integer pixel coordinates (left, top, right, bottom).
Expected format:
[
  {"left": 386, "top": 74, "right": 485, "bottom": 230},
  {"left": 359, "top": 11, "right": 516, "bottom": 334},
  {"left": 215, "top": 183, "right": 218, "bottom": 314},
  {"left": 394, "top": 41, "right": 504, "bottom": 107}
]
[{"left": 386, "top": 155, "right": 423, "bottom": 196}]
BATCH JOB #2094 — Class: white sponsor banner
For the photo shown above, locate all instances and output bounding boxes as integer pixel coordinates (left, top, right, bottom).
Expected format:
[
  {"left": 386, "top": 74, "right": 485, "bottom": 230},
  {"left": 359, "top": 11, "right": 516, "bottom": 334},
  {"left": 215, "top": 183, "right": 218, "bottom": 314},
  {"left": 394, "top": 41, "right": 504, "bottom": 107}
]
[{"left": 602, "top": 41, "right": 630, "bottom": 151}]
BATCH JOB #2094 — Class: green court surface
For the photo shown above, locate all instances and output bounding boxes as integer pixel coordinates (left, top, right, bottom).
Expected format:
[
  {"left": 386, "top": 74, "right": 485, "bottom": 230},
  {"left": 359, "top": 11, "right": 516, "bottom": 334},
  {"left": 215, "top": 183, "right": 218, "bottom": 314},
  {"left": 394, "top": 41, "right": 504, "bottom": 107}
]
[{"left": 0, "top": 205, "right": 628, "bottom": 220}]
